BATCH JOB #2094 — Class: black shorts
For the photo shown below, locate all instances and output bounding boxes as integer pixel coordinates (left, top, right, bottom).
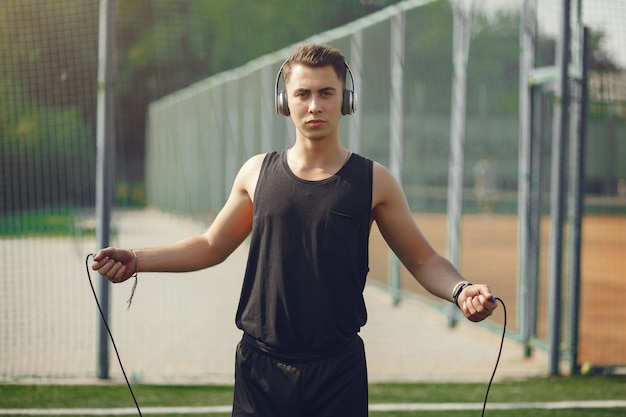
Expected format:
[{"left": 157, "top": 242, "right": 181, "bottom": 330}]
[{"left": 232, "top": 334, "right": 368, "bottom": 417}]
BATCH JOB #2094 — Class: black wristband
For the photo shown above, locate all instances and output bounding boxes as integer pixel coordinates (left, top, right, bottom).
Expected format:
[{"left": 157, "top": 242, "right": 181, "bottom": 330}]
[{"left": 452, "top": 281, "right": 472, "bottom": 308}]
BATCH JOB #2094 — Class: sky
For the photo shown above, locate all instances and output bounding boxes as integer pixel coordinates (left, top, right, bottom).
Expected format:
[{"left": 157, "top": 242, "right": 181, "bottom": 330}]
[{"left": 474, "top": 0, "right": 625, "bottom": 68}]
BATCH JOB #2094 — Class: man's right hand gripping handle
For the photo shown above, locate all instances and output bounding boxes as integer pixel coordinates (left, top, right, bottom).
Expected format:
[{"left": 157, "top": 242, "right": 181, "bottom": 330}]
[{"left": 92, "top": 247, "right": 138, "bottom": 283}]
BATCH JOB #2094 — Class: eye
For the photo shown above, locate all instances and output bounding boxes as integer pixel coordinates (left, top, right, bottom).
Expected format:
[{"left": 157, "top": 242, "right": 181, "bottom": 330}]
[{"left": 318, "top": 88, "right": 336, "bottom": 98}]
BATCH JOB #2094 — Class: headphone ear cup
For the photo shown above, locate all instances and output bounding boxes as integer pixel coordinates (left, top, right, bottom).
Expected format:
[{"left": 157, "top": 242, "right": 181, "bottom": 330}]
[
  {"left": 276, "top": 90, "right": 290, "bottom": 116},
  {"left": 342, "top": 89, "right": 356, "bottom": 115}
]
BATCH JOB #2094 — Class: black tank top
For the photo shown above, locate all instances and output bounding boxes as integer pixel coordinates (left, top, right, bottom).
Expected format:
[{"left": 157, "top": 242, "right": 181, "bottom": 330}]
[{"left": 235, "top": 150, "right": 373, "bottom": 356}]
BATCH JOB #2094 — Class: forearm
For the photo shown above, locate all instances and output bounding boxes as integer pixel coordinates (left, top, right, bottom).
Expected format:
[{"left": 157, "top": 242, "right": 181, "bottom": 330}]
[
  {"left": 410, "top": 253, "right": 466, "bottom": 303},
  {"left": 134, "top": 234, "right": 223, "bottom": 273}
]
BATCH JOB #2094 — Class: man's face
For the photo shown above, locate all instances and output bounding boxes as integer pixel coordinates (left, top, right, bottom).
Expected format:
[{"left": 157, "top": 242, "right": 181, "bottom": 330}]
[{"left": 285, "top": 64, "right": 343, "bottom": 142}]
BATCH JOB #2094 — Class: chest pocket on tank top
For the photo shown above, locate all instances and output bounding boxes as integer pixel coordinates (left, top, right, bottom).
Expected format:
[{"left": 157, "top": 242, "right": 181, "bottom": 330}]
[{"left": 323, "top": 210, "right": 360, "bottom": 258}]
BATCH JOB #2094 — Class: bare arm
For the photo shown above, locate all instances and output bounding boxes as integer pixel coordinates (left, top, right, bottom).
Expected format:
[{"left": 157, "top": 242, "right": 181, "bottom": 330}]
[
  {"left": 92, "top": 154, "right": 264, "bottom": 282},
  {"left": 371, "top": 162, "right": 495, "bottom": 321}
]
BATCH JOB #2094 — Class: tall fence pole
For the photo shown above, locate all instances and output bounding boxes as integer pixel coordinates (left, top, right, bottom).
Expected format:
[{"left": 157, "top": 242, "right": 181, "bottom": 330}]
[
  {"left": 95, "top": 0, "right": 116, "bottom": 379},
  {"left": 446, "top": 0, "right": 472, "bottom": 326},
  {"left": 388, "top": 8, "right": 405, "bottom": 305},
  {"left": 518, "top": 0, "right": 539, "bottom": 358},
  {"left": 547, "top": 0, "right": 571, "bottom": 377},
  {"left": 566, "top": 18, "right": 589, "bottom": 376}
]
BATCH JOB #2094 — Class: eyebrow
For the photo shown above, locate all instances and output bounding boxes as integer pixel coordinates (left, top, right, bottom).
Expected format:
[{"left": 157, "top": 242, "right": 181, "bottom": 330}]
[{"left": 294, "top": 86, "right": 337, "bottom": 94}]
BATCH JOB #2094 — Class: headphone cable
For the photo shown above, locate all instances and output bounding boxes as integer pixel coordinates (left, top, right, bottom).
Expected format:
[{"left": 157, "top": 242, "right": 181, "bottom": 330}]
[{"left": 86, "top": 254, "right": 143, "bottom": 416}]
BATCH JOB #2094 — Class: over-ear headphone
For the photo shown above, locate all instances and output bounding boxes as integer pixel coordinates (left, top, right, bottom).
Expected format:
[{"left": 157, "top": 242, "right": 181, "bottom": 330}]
[{"left": 275, "top": 60, "right": 357, "bottom": 117}]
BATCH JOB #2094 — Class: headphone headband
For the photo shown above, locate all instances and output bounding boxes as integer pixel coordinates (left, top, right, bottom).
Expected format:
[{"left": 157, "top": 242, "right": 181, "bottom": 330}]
[{"left": 274, "top": 60, "right": 357, "bottom": 117}]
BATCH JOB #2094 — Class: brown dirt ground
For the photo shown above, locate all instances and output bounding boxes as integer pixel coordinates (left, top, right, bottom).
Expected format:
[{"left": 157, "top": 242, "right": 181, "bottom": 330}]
[{"left": 368, "top": 213, "right": 626, "bottom": 367}]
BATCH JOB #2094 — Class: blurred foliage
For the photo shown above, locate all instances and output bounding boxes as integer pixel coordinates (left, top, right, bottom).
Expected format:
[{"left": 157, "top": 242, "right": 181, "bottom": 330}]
[
  {"left": 114, "top": 0, "right": 405, "bottom": 102},
  {"left": 0, "top": 78, "right": 95, "bottom": 214}
]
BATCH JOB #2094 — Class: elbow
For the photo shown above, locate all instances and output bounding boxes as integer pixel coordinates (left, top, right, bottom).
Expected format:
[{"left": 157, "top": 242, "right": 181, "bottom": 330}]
[
  {"left": 202, "top": 240, "right": 237, "bottom": 269},
  {"left": 210, "top": 252, "right": 229, "bottom": 267}
]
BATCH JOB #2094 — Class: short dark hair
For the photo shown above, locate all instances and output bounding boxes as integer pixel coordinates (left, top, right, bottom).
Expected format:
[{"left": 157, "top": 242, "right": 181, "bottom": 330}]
[{"left": 282, "top": 44, "right": 347, "bottom": 87}]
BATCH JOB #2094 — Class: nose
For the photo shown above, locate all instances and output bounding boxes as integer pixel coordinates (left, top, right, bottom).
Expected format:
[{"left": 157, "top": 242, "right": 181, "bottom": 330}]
[{"left": 308, "top": 96, "right": 322, "bottom": 113}]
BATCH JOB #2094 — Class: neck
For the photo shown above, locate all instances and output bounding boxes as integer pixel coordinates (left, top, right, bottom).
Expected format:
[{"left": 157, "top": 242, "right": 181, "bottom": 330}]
[{"left": 286, "top": 144, "right": 351, "bottom": 181}]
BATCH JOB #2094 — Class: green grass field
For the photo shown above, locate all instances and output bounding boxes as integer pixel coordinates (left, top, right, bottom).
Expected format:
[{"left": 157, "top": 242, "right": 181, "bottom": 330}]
[{"left": 1, "top": 377, "right": 625, "bottom": 416}]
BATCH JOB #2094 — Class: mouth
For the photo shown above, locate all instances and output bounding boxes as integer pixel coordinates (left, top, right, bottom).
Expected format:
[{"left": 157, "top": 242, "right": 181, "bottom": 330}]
[{"left": 306, "top": 119, "right": 325, "bottom": 127}]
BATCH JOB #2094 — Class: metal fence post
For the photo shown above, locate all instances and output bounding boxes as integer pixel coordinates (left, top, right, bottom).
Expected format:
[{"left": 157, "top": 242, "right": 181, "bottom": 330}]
[
  {"left": 388, "top": 8, "right": 405, "bottom": 305},
  {"left": 446, "top": 0, "right": 472, "bottom": 326},
  {"left": 95, "top": 0, "right": 116, "bottom": 380},
  {"left": 547, "top": 0, "right": 572, "bottom": 377}
]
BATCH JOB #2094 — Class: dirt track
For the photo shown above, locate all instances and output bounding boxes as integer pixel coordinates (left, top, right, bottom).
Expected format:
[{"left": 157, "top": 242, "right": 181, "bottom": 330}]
[{"left": 368, "top": 213, "right": 626, "bottom": 367}]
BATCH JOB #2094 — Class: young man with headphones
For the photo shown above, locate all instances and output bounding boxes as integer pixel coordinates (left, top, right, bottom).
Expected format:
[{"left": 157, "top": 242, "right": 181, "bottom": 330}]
[{"left": 93, "top": 43, "right": 497, "bottom": 417}]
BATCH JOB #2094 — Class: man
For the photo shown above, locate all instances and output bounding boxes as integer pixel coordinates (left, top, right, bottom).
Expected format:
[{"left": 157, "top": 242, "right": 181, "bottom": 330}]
[{"left": 93, "top": 43, "right": 496, "bottom": 417}]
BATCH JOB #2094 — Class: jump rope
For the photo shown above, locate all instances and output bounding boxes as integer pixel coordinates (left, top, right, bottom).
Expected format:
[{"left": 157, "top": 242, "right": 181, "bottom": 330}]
[
  {"left": 85, "top": 254, "right": 142, "bottom": 416},
  {"left": 85, "top": 254, "right": 507, "bottom": 416}
]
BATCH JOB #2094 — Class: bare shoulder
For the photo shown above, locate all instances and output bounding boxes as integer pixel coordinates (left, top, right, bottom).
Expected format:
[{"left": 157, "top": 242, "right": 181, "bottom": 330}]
[
  {"left": 239, "top": 153, "right": 266, "bottom": 175},
  {"left": 372, "top": 161, "right": 404, "bottom": 209},
  {"left": 235, "top": 153, "right": 267, "bottom": 200}
]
